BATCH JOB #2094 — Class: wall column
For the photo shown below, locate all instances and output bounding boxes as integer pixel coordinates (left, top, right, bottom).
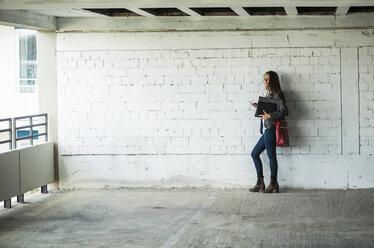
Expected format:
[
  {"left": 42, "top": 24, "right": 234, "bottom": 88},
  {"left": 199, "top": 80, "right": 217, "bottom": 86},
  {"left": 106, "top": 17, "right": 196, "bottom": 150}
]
[{"left": 341, "top": 48, "right": 359, "bottom": 154}]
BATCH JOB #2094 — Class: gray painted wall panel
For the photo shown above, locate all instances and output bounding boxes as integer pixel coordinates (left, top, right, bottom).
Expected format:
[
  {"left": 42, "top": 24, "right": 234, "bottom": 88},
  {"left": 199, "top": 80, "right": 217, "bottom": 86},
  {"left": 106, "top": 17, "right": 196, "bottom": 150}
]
[
  {"left": 19, "top": 142, "right": 54, "bottom": 193},
  {"left": 0, "top": 150, "right": 20, "bottom": 201}
]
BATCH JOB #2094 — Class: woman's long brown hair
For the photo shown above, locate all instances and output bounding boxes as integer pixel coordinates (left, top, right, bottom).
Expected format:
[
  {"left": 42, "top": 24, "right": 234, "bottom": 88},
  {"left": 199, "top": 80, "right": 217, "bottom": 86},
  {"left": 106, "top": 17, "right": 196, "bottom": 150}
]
[{"left": 265, "top": 71, "right": 282, "bottom": 95}]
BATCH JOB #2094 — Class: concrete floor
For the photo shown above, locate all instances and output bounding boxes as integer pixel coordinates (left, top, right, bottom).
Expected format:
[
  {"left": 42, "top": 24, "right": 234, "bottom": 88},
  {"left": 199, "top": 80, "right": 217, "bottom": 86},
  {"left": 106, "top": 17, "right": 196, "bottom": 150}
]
[{"left": 0, "top": 189, "right": 373, "bottom": 248}]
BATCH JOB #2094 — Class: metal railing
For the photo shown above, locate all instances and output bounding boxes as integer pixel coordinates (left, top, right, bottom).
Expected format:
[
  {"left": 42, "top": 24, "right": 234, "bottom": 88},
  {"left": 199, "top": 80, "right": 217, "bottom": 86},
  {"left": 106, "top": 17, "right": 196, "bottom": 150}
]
[
  {"left": 0, "top": 118, "right": 12, "bottom": 150},
  {"left": 14, "top": 114, "right": 48, "bottom": 149},
  {"left": 1, "top": 113, "right": 50, "bottom": 208}
]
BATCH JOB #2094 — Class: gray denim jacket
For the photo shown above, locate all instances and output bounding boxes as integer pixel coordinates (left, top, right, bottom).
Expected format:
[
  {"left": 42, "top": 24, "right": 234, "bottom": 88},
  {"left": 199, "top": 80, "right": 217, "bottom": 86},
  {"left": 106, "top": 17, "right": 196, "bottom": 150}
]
[{"left": 261, "top": 91, "right": 288, "bottom": 133}]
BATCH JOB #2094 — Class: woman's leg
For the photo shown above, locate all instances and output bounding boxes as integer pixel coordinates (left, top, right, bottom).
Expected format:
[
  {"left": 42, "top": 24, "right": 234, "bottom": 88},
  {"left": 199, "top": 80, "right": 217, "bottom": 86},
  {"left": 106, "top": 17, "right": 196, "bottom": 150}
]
[
  {"left": 263, "top": 128, "right": 278, "bottom": 179},
  {"left": 251, "top": 134, "right": 266, "bottom": 177}
]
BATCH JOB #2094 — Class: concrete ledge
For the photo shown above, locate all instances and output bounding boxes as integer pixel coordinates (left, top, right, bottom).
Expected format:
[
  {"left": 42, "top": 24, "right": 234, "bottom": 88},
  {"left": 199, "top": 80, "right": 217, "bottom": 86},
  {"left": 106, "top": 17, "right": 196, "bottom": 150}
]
[
  {"left": 56, "top": 29, "right": 374, "bottom": 51},
  {"left": 0, "top": 10, "right": 56, "bottom": 31},
  {"left": 58, "top": 154, "right": 374, "bottom": 190},
  {"left": 57, "top": 14, "right": 374, "bottom": 32}
]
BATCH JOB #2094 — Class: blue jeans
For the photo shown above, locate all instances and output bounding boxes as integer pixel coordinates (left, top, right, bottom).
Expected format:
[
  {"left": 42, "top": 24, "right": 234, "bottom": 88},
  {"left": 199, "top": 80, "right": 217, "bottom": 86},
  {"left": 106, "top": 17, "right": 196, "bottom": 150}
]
[{"left": 251, "top": 128, "right": 278, "bottom": 178}]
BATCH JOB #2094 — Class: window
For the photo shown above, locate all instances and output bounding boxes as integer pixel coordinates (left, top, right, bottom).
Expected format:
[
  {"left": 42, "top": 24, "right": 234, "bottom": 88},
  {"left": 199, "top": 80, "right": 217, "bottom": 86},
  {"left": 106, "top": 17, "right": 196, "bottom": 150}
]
[{"left": 16, "top": 28, "right": 37, "bottom": 93}]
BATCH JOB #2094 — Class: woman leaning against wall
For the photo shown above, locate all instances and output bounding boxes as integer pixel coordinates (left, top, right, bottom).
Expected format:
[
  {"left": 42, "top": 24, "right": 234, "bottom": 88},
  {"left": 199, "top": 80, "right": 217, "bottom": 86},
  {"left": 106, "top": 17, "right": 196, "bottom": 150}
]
[{"left": 249, "top": 71, "right": 288, "bottom": 193}]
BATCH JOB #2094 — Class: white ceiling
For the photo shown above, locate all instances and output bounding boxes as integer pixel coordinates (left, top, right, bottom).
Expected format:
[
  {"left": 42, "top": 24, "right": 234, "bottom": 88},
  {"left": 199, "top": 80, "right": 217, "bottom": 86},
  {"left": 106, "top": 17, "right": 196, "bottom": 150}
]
[
  {"left": 0, "top": 0, "right": 374, "bottom": 31},
  {"left": 1, "top": 0, "right": 374, "bottom": 17}
]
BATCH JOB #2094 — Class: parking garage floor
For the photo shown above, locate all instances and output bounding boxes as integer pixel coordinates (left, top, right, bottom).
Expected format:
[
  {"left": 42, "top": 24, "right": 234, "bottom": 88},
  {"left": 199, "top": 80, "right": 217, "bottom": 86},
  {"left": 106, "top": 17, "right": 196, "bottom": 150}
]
[{"left": 0, "top": 188, "right": 373, "bottom": 248}]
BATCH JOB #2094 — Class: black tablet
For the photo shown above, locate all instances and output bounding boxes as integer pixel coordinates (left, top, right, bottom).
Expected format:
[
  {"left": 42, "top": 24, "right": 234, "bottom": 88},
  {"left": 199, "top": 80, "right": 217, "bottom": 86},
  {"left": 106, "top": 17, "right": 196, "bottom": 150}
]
[{"left": 255, "top": 97, "right": 280, "bottom": 117}]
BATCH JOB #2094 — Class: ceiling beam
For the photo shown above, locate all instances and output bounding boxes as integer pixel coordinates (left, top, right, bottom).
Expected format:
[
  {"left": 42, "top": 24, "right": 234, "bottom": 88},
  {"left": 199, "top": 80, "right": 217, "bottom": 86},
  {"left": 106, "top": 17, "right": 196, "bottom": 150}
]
[
  {"left": 0, "top": 10, "right": 56, "bottom": 30},
  {"left": 125, "top": 8, "right": 155, "bottom": 17},
  {"left": 55, "top": 30, "right": 374, "bottom": 51},
  {"left": 57, "top": 14, "right": 374, "bottom": 32},
  {"left": 284, "top": 6, "right": 298, "bottom": 16},
  {"left": 336, "top": 6, "right": 350, "bottom": 15},
  {"left": 231, "top": 7, "right": 250, "bottom": 16},
  {"left": 1, "top": 0, "right": 374, "bottom": 9},
  {"left": 177, "top": 7, "right": 201, "bottom": 17}
]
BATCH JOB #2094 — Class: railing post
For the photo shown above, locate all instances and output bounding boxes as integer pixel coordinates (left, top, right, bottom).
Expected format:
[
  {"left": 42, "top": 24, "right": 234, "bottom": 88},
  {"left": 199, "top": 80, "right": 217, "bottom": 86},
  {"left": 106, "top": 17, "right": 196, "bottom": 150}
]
[
  {"left": 17, "top": 194, "right": 24, "bottom": 203},
  {"left": 41, "top": 185, "right": 48, "bottom": 194},
  {"left": 30, "top": 116, "right": 33, "bottom": 146},
  {"left": 13, "top": 117, "right": 17, "bottom": 149},
  {"left": 0, "top": 118, "right": 12, "bottom": 150},
  {"left": 45, "top": 114, "right": 48, "bottom": 142},
  {"left": 4, "top": 199, "right": 11, "bottom": 208},
  {"left": 9, "top": 119, "right": 12, "bottom": 150}
]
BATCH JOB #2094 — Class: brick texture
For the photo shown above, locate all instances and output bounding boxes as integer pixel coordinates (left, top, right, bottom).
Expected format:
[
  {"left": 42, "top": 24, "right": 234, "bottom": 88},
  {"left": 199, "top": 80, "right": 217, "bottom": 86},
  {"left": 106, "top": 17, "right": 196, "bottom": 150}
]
[
  {"left": 359, "top": 47, "right": 374, "bottom": 154},
  {"left": 57, "top": 47, "right": 343, "bottom": 155}
]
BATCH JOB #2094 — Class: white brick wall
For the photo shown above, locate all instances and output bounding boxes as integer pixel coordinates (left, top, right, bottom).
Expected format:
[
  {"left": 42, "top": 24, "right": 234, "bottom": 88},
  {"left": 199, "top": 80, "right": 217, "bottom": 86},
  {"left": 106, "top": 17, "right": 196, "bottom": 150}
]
[
  {"left": 359, "top": 47, "right": 374, "bottom": 154},
  {"left": 56, "top": 31, "right": 374, "bottom": 189},
  {"left": 57, "top": 47, "right": 341, "bottom": 156}
]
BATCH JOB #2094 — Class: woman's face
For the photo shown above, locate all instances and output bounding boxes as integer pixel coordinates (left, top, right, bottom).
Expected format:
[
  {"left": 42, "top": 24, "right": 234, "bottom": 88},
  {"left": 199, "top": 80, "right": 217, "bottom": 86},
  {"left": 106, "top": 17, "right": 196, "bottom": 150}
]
[{"left": 264, "top": 73, "right": 270, "bottom": 88}]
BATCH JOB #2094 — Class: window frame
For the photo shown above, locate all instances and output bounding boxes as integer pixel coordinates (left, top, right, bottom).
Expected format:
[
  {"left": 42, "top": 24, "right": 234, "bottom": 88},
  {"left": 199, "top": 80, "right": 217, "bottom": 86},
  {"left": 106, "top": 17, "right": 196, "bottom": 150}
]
[{"left": 15, "top": 28, "right": 38, "bottom": 93}]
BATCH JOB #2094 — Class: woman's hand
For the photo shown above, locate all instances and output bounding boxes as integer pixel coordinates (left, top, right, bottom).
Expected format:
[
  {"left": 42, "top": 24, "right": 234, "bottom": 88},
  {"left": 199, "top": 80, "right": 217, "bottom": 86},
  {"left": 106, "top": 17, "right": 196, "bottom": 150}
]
[
  {"left": 259, "top": 110, "right": 271, "bottom": 120},
  {"left": 251, "top": 103, "right": 258, "bottom": 108}
]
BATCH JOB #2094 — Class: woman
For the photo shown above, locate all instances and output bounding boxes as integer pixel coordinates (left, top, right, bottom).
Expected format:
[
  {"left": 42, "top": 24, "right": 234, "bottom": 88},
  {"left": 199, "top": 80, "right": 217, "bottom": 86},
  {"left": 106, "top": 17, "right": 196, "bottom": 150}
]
[{"left": 250, "top": 71, "right": 288, "bottom": 193}]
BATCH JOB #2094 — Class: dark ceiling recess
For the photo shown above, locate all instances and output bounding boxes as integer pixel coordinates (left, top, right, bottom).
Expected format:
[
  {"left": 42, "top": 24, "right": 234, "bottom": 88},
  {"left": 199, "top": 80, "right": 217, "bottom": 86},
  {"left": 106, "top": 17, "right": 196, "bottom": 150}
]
[
  {"left": 140, "top": 8, "right": 189, "bottom": 16},
  {"left": 297, "top": 7, "right": 337, "bottom": 15},
  {"left": 84, "top": 8, "right": 140, "bottom": 17},
  {"left": 243, "top": 7, "right": 286, "bottom": 15},
  {"left": 348, "top": 6, "right": 374, "bottom": 13},
  {"left": 189, "top": 7, "right": 238, "bottom": 16}
]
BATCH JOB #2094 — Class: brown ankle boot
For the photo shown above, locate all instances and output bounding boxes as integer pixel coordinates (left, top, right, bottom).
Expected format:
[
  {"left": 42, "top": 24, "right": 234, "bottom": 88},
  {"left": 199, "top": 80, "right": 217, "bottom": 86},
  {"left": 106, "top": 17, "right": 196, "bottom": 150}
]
[
  {"left": 263, "top": 178, "right": 279, "bottom": 193},
  {"left": 249, "top": 177, "right": 265, "bottom": 192}
]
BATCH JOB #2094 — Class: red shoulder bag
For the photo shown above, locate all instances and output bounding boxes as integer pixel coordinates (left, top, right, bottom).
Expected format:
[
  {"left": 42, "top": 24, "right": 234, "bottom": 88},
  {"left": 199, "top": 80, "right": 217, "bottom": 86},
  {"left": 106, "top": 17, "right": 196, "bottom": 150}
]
[{"left": 273, "top": 120, "right": 289, "bottom": 147}]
